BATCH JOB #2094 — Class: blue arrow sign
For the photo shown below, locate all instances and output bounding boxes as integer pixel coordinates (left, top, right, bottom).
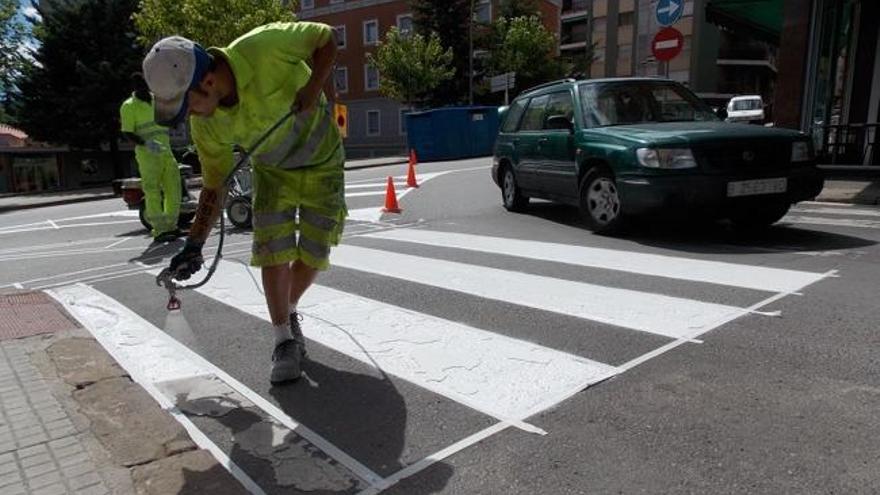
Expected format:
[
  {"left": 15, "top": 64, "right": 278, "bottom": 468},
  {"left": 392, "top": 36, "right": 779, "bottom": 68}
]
[{"left": 656, "top": 0, "right": 683, "bottom": 26}]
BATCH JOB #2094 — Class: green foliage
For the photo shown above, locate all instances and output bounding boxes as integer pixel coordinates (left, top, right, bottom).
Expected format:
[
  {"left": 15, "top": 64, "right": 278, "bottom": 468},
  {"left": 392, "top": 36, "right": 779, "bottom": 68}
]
[
  {"left": 367, "top": 27, "right": 454, "bottom": 107},
  {"left": 0, "top": 0, "right": 30, "bottom": 121},
  {"left": 410, "top": 0, "right": 473, "bottom": 105},
  {"left": 134, "top": 0, "right": 296, "bottom": 47},
  {"left": 485, "top": 16, "right": 563, "bottom": 95},
  {"left": 15, "top": 0, "right": 142, "bottom": 148}
]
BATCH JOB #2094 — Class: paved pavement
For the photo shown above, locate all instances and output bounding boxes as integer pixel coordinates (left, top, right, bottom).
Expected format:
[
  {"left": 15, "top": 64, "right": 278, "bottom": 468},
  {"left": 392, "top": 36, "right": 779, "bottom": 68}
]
[{"left": 0, "top": 161, "right": 880, "bottom": 495}]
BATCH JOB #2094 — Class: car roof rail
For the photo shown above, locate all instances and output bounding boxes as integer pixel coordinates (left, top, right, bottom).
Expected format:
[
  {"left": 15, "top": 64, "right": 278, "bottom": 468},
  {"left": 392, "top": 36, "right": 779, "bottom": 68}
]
[{"left": 521, "top": 78, "right": 577, "bottom": 95}]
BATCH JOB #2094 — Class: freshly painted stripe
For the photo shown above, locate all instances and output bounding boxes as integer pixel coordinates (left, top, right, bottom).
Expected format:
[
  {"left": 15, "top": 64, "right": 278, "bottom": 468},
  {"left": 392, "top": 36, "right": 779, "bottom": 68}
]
[
  {"left": 790, "top": 206, "right": 880, "bottom": 218},
  {"left": 784, "top": 215, "right": 880, "bottom": 229},
  {"left": 345, "top": 191, "right": 387, "bottom": 198},
  {"left": 362, "top": 229, "right": 826, "bottom": 294},
  {"left": 345, "top": 182, "right": 407, "bottom": 190},
  {"left": 49, "top": 284, "right": 384, "bottom": 488},
  {"left": 194, "top": 260, "right": 617, "bottom": 422},
  {"left": 330, "top": 245, "right": 747, "bottom": 339}
]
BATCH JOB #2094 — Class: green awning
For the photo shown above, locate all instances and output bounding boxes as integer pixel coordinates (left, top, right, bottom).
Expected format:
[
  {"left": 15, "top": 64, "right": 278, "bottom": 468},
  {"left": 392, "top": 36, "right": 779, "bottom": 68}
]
[{"left": 706, "top": 0, "right": 783, "bottom": 45}]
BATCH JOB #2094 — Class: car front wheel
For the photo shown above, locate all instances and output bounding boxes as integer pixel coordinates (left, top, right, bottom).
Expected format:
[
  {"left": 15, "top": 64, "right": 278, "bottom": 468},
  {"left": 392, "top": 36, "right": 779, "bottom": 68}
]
[
  {"left": 501, "top": 166, "right": 529, "bottom": 212},
  {"left": 579, "top": 168, "right": 624, "bottom": 233}
]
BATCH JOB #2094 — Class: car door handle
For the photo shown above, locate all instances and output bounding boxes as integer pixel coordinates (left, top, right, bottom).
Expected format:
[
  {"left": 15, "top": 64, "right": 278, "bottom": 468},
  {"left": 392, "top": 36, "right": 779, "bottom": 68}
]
[{"left": 538, "top": 138, "right": 549, "bottom": 144}]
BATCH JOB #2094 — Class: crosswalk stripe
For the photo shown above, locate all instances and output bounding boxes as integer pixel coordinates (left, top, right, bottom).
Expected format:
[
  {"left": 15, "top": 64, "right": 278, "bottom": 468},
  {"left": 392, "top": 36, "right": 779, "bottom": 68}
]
[
  {"left": 345, "top": 191, "right": 387, "bottom": 198},
  {"left": 195, "top": 260, "right": 617, "bottom": 423},
  {"left": 783, "top": 215, "right": 880, "bottom": 229},
  {"left": 360, "top": 229, "right": 825, "bottom": 294},
  {"left": 49, "top": 284, "right": 385, "bottom": 487},
  {"left": 791, "top": 206, "right": 880, "bottom": 218},
  {"left": 331, "top": 245, "right": 747, "bottom": 339}
]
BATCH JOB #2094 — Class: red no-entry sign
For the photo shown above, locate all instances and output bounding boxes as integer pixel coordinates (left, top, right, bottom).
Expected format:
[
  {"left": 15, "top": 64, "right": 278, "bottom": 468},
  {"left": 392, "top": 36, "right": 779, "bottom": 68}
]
[{"left": 652, "top": 27, "right": 684, "bottom": 62}]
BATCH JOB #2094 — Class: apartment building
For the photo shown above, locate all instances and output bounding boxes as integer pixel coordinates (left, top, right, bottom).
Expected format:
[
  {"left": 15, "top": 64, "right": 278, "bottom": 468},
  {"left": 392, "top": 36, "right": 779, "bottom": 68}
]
[
  {"left": 560, "top": 0, "right": 777, "bottom": 106},
  {"left": 297, "top": 0, "right": 561, "bottom": 158}
]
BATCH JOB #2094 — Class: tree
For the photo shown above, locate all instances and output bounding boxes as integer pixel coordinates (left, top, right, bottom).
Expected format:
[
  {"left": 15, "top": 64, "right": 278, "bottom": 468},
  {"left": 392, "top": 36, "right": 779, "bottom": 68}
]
[
  {"left": 15, "top": 0, "right": 142, "bottom": 174},
  {"left": 410, "top": 0, "right": 473, "bottom": 106},
  {"left": 134, "top": 0, "right": 296, "bottom": 48},
  {"left": 0, "top": 0, "right": 29, "bottom": 122},
  {"left": 485, "top": 16, "right": 564, "bottom": 97},
  {"left": 367, "top": 27, "right": 454, "bottom": 108}
]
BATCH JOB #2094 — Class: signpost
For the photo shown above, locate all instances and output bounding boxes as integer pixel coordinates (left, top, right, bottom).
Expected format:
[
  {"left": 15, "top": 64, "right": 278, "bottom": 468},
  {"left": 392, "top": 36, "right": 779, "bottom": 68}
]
[
  {"left": 490, "top": 72, "right": 516, "bottom": 105},
  {"left": 655, "top": 0, "right": 683, "bottom": 27}
]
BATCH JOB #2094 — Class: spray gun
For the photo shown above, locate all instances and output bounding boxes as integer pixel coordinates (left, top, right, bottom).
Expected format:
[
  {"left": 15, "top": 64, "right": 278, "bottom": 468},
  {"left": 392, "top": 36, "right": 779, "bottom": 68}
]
[{"left": 156, "top": 267, "right": 183, "bottom": 310}]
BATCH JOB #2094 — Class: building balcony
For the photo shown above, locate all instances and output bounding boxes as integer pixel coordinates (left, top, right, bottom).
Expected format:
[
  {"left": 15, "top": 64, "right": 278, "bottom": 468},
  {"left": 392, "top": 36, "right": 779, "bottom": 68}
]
[{"left": 562, "top": 0, "right": 589, "bottom": 19}]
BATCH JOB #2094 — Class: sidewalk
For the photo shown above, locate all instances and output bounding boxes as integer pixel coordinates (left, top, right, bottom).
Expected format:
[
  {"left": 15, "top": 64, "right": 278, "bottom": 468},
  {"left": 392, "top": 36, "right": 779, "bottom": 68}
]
[
  {"left": 0, "top": 289, "right": 246, "bottom": 495},
  {"left": 0, "top": 156, "right": 408, "bottom": 213}
]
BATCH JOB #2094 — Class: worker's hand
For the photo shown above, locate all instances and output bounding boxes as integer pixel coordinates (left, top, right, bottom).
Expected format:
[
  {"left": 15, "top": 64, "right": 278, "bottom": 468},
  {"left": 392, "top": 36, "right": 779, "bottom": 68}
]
[
  {"left": 168, "top": 240, "right": 204, "bottom": 281},
  {"left": 145, "top": 140, "right": 162, "bottom": 154},
  {"left": 292, "top": 81, "right": 321, "bottom": 115}
]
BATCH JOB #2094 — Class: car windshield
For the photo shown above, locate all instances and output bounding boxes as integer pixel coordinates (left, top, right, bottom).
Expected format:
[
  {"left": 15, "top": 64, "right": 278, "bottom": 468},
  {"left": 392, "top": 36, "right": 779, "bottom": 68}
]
[
  {"left": 579, "top": 81, "right": 718, "bottom": 127},
  {"left": 732, "top": 99, "right": 762, "bottom": 111}
]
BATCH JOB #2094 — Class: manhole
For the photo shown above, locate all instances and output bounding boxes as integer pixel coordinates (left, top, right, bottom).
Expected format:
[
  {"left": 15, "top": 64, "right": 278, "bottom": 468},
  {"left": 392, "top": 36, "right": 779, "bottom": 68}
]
[{"left": 0, "top": 291, "right": 80, "bottom": 340}]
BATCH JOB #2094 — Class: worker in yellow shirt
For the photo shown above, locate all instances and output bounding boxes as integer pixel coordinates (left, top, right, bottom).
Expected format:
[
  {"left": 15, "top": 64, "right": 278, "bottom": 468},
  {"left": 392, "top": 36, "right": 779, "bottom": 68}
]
[
  {"left": 143, "top": 22, "right": 345, "bottom": 384},
  {"left": 119, "top": 73, "right": 182, "bottom": 242}
]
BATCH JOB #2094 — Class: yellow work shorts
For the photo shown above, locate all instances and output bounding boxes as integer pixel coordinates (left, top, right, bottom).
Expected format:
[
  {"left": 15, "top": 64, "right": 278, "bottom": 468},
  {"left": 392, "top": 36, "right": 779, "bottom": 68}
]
[{"left": 250, "top": 146, "right": 347, "bottom": 270}]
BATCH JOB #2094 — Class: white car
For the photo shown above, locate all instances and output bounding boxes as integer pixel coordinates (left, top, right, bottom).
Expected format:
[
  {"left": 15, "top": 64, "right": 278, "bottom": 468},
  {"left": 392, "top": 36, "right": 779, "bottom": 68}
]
[{"left": 726, "top": 95, "right": 765, "bottom": 124}]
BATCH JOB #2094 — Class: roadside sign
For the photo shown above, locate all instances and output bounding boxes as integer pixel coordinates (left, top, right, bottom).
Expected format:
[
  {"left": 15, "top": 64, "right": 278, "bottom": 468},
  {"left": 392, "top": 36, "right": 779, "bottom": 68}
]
[
  {"left": 652, "top": 27, "right": 684, "bottom": 62},
  {"left": 655, "top": 0, "right": 683, "bottom": 26},
  {"left": 490, "top": 72, "right": 516, "bottom": 93}
]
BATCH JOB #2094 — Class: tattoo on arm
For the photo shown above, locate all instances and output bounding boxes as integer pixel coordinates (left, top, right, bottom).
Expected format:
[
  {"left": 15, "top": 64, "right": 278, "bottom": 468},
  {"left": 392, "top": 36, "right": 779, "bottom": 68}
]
[{"left": 188, "top": 187, "right": 223, "bottom": 242}]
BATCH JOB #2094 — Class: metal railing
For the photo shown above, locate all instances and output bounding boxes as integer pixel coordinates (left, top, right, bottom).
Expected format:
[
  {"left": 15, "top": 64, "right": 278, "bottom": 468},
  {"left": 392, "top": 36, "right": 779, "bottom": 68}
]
[{"left": 814, "top": 123, "right": 879, "bottom": 166}]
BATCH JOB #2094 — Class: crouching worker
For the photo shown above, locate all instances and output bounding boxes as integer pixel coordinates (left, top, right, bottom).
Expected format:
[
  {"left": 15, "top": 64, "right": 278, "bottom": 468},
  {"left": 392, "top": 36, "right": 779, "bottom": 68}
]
[{"left": 142, "top": 21, "right": 346, "bottom": 384}]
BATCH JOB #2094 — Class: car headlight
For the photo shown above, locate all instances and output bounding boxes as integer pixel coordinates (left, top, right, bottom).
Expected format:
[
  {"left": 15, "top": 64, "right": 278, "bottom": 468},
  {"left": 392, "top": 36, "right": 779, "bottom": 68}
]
[
  {"left": 791, "top": 141, "right": 812, "bottom": 162},
  {"left": 636, "top": 148, "right": 698, "bottom": 169}
]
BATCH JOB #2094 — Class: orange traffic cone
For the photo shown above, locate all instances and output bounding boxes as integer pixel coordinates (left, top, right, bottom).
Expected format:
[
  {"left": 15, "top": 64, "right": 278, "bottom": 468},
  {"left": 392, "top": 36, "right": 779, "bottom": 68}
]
[
  {"left": 382, "top": 176, "right": 402, "bottom": 213},
  {"left": 406, "top": 159, "right": 419, "bottom": 188},
  {"left": 409, "top": 148, "right": 418, "bottom": 167}
]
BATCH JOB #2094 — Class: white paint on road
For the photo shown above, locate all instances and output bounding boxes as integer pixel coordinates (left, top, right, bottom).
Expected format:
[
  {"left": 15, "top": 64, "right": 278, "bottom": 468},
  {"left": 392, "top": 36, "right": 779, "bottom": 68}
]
[
  {"left": 783, "top": 215, "right": 880, "bottom": 229},
  {"left": 363, "top": 229, "right": 828, "bottom": 294},
  {"left": 791, "top": 206, "right": 880, "bottom": 218},
  {"left": 331, "top": 244, "right": 747, "bottom": 339},
  {"left": 49, "top": 283, "right": 384, "bottom": 489},
  {"left": 193, "top": 260, "right": 617, "bottom": 425}
]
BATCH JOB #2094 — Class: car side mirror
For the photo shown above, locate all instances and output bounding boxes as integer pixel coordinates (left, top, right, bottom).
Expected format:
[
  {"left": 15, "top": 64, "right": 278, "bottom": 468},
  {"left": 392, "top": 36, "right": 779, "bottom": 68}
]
[{"left": 547, "top": 115, "right": 574, "bottom": 133}]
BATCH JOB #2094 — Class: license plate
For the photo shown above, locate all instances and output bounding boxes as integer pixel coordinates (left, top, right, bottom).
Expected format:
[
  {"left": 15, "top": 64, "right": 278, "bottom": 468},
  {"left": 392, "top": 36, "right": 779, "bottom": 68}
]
[{"left": 727, "top": 178, "right": 787, "bottom": 197}]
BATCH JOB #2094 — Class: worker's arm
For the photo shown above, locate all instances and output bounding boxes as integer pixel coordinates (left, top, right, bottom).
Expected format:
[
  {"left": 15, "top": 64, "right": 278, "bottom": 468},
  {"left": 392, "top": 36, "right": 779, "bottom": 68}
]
[
  {"left": 187, "top": 186, "right": 224, "bottom": 244},
  {"left": 292, "top": 32, "right": 338, "bottom": 114}
]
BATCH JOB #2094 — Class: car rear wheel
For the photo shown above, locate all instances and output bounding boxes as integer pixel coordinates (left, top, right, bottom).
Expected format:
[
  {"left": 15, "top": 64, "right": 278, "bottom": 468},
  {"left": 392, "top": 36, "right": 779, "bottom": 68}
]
[
  {"left": 580, "top": 168, "right": 624, "bottom": 233},
  {"left": 501, "top": 166, "right": 529, "bottom": 212},
  {"left": 226, "top": 196, "right": 253, "bottom": 229},
  {"left": 729, "top": 200, "right": 790, "bottom": 231}
]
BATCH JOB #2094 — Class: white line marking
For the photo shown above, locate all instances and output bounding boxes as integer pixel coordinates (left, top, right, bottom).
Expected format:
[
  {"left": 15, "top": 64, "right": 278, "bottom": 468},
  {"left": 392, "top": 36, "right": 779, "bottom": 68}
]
[
  {"left": 345, "top": 191, "right": 387, "bottom": 198},
  {"left": 791, "top": 206, "right": 880, "bottom": 218},
  {"left": 347, "top": 208, "right": 384, "bottom": 223},
  {"left": 47, "top": 219, "right": 60, "bottom": 229},
  {"left": 358, "top": 422, "right": 512, "bottom": 495},
  {"left": 0, "top": 220, "right": 141, "bottom": 236},
  {"left": 12, "top": 283, "right": 23, "bottom": 289},
  {"left": 363, "top": 229, "right": 827, "bottom": 293},
  {"left": 104, "top": 238, "right": 129, "bottom": 249},
  {"left": 187, "top": 260, "right": 615, "bottom": 427},
  {"left": 783, "top": 215, "right": 880, "bottom": 229},
  {"left": 331, "top": 245, "right": 748, "bottom": 340},
  {"left": 15, "top": 263, "right": 131, "bottom": 286},
  {"left": 0, "top": 237, "right": 118, "bottom": 256},
  {"left": 345, "top": 182, "right": 406, "bottom": 190},
  {"left": 50, "top": 284, "right": 384, "bottom": 488}
]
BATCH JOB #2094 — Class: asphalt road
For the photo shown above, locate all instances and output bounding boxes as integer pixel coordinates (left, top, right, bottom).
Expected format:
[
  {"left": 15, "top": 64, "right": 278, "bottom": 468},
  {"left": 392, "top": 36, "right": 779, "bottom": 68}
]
[{"left": 2, "top": 157, "right": 878, "bottom": 494}]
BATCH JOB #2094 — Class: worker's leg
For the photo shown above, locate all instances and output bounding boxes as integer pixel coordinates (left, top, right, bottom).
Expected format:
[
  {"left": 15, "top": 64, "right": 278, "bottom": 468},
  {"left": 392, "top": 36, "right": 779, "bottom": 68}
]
[
  {"left": 160, "top": 154, "right": 181, "bottom": 233},
  {"left": 261, "top": 263, "right": 291, "bottom": 327},
  {"left": 138, "top": 156, "right": 164, "bottom": 239}
]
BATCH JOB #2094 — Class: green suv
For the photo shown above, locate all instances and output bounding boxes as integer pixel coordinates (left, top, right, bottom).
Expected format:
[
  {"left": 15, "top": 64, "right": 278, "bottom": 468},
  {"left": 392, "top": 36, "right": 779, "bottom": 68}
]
[{"left": 492, "top": 78, "right": 824, "bottom": 232}]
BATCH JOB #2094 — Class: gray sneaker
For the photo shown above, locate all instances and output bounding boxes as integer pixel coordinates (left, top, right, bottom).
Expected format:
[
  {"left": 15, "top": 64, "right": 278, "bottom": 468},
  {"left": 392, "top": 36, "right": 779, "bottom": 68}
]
[
  {"left": 289, "top": 312, "right": 307, "bottom": 357},
  {"left": 270, "top": 339, "right": 303, "bottom": 384}
]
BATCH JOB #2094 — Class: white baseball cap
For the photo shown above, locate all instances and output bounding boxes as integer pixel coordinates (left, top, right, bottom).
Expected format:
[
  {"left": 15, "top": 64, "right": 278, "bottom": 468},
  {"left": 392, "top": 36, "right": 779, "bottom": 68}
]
[{"left": 142, "top": 36, "right": 211, "bottom": 126}]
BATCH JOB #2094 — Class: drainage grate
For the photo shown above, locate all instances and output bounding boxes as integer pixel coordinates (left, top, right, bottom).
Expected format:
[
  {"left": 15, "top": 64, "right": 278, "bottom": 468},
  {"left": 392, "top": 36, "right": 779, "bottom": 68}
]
[{"left": 0, "top": 291, "right": 80, "bottom": 340}]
